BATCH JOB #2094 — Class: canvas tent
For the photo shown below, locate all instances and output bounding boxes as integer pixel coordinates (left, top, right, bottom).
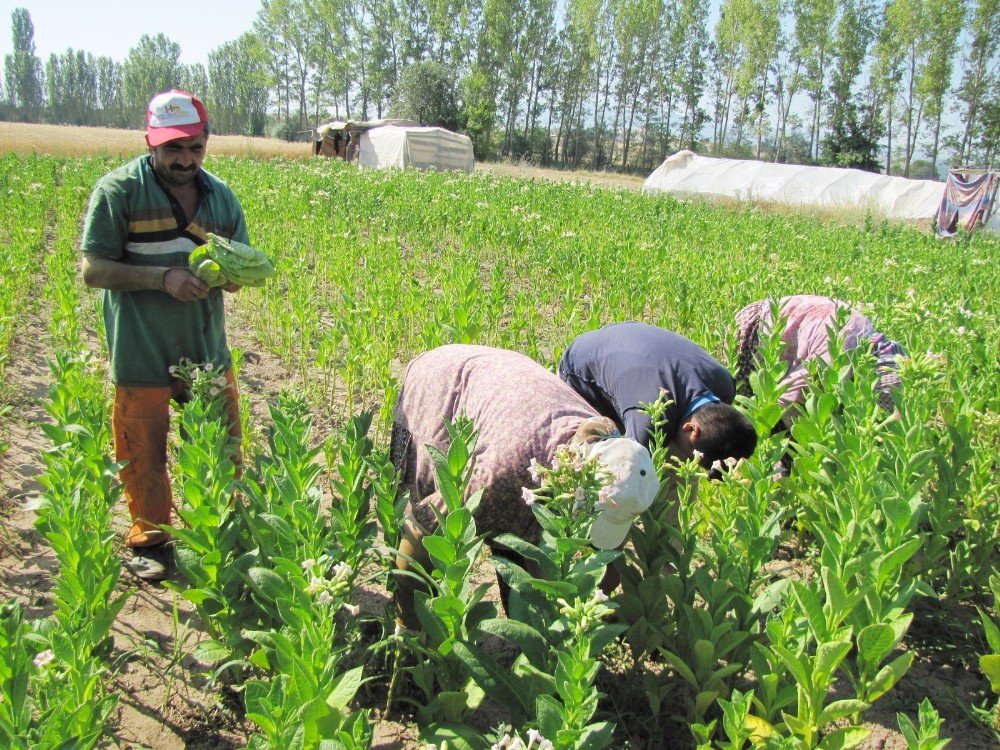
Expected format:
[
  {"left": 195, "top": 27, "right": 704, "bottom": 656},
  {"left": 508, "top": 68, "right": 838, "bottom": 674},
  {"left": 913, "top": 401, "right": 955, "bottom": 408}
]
[
  {"left": 358, "top": 125, "right": 474, "bottom": 172},
  {"left": 313, "top": 119, "right": 474, "bottom": 172},
  {"left": 313, "top": 119, "right": 418, "bottom": 159},
  {"left": 643, "top": 150, "right": 948, "bottom": 223}
]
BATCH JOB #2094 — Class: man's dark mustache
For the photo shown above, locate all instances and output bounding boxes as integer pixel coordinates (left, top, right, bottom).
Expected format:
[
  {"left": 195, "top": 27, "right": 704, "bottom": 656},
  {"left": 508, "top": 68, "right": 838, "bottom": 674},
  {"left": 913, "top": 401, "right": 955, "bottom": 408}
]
[{"left": 172, "top": 166, "right": 196, "bottom": 172}]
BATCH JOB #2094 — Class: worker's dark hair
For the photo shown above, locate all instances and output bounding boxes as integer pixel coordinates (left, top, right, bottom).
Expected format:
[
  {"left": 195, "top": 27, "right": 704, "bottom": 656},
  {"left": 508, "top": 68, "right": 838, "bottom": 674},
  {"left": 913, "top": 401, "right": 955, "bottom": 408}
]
[{"left": 690, "top": 403, "right": 758, "bottom": 469}]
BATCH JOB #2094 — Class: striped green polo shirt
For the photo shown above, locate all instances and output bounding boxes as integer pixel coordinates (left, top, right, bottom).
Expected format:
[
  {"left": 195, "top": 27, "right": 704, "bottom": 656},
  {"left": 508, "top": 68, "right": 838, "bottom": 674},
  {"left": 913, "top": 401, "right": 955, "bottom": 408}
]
[{"left": 81, "top": 155, "right": 250, "bottom": 386}]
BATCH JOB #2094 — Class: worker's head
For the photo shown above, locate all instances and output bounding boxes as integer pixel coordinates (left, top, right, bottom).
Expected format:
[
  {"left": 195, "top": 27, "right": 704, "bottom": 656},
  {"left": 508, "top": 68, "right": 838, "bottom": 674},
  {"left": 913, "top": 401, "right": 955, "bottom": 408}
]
[
  {"left": 674, "top": 403, "right": 757, "bottom": 476},
  {"left": 146, "top": 90, "right": 210, "bottom": 187}
]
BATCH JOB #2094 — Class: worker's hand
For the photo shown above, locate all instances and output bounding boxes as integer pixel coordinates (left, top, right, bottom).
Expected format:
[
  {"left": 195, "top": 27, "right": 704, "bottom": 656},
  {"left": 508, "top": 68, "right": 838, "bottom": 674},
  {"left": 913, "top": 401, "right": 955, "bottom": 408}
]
[
  {"left": 222, "top": 281, "right": 241, "bottom": 293},
  {"left": 162, "top": 268, "right": 210, "bottom": 301}
]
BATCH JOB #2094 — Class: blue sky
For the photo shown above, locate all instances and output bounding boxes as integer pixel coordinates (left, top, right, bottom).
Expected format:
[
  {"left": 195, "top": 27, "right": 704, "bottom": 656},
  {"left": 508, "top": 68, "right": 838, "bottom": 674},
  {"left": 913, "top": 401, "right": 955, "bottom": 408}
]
[{"left": 0, "top": 0, "right": 259, "bottom": 68}]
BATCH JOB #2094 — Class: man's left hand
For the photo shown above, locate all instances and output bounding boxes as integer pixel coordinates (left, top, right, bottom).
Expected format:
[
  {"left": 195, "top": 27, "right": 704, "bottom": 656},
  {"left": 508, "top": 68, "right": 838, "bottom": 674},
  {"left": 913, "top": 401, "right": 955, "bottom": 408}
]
[{"left": 222, "top": 281, "right": 241, "bottom": 293}]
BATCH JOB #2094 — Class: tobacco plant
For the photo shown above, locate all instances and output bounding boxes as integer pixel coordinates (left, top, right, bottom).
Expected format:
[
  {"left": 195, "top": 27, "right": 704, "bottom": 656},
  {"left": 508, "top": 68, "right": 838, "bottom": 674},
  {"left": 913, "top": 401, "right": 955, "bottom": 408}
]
[
  {"left": 461, "top": 440, "right": 624, "bottom": 750},
  {"left": 977, "top": 574, "right": 1000, "bottom": 730},
  {"left": 8, "top": 352, "right": 129, "bottom": 748},
  {"left": 395, "top": 417, "right": 497, "bottom": 739}
]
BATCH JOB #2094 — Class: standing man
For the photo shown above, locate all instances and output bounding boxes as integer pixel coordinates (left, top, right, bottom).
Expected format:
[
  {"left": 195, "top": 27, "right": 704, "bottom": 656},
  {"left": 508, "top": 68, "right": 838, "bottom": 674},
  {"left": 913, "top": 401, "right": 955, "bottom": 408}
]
[
  {"left": 559, "top": 322, "right": 757, "bottom": 472},
  {"left": 81, "top": 90, "right": 249, "bottom": 581}
]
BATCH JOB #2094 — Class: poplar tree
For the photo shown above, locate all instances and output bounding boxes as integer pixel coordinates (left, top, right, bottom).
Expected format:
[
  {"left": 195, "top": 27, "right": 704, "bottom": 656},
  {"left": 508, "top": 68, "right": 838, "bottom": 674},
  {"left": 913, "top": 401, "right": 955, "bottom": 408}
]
[
  {"left": 919, "top": 0, "right": 964, "bottom": 177},
  {"left": 3, "top": 8, "right": 43, "bottom": 122},
  {"left": 117, "top": 34, "right": 185, "bottom": 129},
  {"left": 822, "top": 0, "right": 878, "bottom": 169},
  {"left": 952, "top": 0, "right": 999, "bottom": 165}
]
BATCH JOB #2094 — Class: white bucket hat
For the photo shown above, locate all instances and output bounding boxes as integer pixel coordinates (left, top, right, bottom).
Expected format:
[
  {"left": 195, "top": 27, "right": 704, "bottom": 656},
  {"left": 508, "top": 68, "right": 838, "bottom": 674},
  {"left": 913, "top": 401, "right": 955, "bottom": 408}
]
[{"left": 588, "top": 438, "right": 658, "bottom": 549}]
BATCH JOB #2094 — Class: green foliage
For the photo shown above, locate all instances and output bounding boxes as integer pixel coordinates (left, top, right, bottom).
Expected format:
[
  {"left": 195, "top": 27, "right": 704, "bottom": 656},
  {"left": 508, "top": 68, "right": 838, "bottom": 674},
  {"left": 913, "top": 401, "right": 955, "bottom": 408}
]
[
  {"left": 389, "top": 60, "right": 462, "bottom": 131},
  {"left": 897, "top": 698, "right": 950, "bottom": 750}
]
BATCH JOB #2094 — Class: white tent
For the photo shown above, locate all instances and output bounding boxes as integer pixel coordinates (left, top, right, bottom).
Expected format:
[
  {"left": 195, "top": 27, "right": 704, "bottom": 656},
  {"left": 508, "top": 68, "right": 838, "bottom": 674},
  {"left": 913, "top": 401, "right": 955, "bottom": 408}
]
[
  {"left": 359, "top": 125, "right": 474, "bottom": 172},
  {"left": 643, "top": 150, "right": 946, "bottom": 222}
]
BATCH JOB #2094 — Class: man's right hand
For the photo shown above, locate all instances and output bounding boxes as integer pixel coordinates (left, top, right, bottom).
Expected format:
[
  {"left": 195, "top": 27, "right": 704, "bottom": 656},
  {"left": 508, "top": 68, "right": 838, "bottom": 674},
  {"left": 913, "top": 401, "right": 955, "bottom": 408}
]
[{"left": 162, "top": 268, "right": 210, "bottom": 301}]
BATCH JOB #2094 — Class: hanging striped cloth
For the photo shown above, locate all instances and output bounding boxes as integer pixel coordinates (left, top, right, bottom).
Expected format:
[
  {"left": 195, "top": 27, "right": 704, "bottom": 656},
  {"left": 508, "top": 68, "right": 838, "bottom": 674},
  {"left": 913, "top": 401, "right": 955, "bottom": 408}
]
[{"left": 936, "top": 171, "right": 998, "bottom": 237}]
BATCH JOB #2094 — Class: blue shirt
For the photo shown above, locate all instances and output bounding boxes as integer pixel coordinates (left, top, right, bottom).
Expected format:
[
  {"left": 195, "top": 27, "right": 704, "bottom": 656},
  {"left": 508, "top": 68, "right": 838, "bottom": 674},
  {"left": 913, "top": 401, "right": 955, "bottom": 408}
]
[{"left": 559, "top": 322, "right": 735, "bottom": 449}]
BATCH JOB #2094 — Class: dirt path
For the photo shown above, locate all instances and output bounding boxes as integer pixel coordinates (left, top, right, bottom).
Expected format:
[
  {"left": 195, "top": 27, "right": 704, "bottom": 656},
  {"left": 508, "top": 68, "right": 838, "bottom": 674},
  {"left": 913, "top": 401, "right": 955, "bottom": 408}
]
[
  {"left": 0, "top": 314, "right": 248, "bottom": 748},
  {"left": 0, "top": 304, "right": 427, "bottom": 748}
]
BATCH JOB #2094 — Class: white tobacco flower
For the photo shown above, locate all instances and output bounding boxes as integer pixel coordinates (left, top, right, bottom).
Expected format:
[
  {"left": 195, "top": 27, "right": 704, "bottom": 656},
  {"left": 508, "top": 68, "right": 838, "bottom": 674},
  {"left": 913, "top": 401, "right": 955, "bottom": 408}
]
[
  {"left": 209, "top": 387, "right": 221, "bottom": 397},
  {"left": 301, "top": 558, "right": 316, "bottom": 570},
  {"left": 521, "top": 487, "right": 535, "bottom": 506},
  {"left": 306, "top": 576, "right": 325, "bottom": 595},
  {"left": 956, "top": 326, "right": 967, "bottom": 335},
  {"left": 592, "top": 589, "right": 609, "bottom": 604},
  {"left": 316, "top": 590, "right": 334, "bottom": 606},
  {"left": 342, "top": 603, "right": 361, "bottom": 617},
  {"left": 33, "top": 649, "right": 54, "bottom": 668},
  {"left": 574, "top": 486, "right": 585, "bottom": 501},
  {"left": 214, "top": 376, "right": 228, "bottom": 387},
  {"left": 528, "top": 458, "right": 541, "bottom": 482},
  {"left": 711, "top": 459, "right": 725, "bottom": 473},
  {"left": 692, "top": 449, "right": 704, "bottom": 461},
  {"left": 725, "top": 456, "right": 739, "bottom": 469},
  {"left": 331, "top": 561, "right": 353, "bottom": 580},
  {"left": 526, "top": 729, "right": 543, "bottom": 748},
  {"left": 168, "top": 365, "right": 178, "bottom": 375},
  {"left": 205, "top": 363, "right": 215, "bottom": 371},
  {"left": 824, "top": 275, "right": 832, "bottom": 284}
]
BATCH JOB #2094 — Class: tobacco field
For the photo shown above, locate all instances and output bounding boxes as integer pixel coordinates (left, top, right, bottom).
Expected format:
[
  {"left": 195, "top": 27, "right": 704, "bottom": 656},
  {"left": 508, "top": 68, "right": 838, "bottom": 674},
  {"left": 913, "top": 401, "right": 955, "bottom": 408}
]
[{"left": 0, "top": 152, "right": 998, "bottom": 750}]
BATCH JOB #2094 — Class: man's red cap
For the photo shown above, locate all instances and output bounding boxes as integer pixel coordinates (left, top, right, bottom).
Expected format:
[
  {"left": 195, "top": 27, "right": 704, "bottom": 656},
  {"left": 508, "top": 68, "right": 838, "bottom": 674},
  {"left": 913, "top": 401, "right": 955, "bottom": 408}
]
[{"left": 146, "top": 89, "right": 208, "bottom": 147}]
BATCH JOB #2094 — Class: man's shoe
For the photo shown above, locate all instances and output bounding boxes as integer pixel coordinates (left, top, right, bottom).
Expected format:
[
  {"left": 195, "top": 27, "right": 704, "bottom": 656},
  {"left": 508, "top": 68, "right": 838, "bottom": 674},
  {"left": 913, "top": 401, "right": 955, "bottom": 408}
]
[{"left": 126, "top": 543, "right": 172, "bottom": 582}]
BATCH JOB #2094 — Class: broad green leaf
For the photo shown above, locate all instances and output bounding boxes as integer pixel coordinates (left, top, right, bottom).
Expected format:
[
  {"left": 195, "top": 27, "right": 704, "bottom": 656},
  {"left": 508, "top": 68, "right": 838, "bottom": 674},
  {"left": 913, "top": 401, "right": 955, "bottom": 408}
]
[
  {"left": 192, "top": 639, "right": 230, "bottom": 665},
  {"left": 979, "top": 654, "right": 1000, "bottom": 692},
  {"left": 422, "top": 534, "right": 458, "bottom": 569},
  {"left": 819, "top": 699, "right": 869, "bottom": 725},
  {"left": 816, "top": 726, "right": 869, "bottom": 749},
  {"left": 475, "top": 617, "right": 548, "bottom": 666},
  {"left": 247, "top": 566, "right": 287, "bottom": 603},
  {"left": 856, "top": 624, "right": 895, "bottom": 667},
  {"left": 326, "top": 665, "right": 364, "bottom": 710}
]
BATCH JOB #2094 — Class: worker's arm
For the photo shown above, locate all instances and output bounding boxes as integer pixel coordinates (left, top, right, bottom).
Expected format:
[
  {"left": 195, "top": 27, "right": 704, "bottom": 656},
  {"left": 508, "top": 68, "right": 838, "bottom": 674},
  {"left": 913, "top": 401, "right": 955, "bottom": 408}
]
[{"left": 82, "top": 254, "right": 209, "bottom": 301}]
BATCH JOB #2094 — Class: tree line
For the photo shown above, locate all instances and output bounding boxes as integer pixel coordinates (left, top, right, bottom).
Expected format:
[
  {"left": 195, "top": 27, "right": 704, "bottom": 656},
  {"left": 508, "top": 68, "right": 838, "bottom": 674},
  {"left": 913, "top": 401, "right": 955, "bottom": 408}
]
[{"left": 2, "top": 0, "right": 998, "bottom": 177}]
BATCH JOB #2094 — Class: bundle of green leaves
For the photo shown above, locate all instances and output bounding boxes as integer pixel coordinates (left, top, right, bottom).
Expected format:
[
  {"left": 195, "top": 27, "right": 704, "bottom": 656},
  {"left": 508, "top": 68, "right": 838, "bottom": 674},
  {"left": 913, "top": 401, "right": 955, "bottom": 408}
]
[{"left": 190, "top": 233, "right": 276, "bottom": 288}]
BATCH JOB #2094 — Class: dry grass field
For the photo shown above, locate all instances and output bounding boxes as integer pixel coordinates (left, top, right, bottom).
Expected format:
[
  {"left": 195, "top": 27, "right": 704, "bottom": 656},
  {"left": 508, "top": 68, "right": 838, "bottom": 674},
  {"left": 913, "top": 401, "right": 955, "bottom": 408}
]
[
  {"left": 0, "top": 121, "right": 649, "bottom": 189},
  {"left": 0, "top": 121, "right": 313, "bottom": 159}
]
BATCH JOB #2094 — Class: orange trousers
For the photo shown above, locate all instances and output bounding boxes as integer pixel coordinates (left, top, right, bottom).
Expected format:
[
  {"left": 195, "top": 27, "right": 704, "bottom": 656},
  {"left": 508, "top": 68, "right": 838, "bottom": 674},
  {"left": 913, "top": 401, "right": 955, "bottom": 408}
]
[{"left": 113, "top": 369, "right": 242, "bottom": 548}]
